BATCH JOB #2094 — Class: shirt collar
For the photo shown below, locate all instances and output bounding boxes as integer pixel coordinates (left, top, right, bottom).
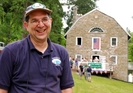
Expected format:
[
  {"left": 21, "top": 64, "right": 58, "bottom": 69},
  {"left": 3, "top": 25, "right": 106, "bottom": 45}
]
[{"left": 26, "top": 35, "right": 53, "bottom": 53}]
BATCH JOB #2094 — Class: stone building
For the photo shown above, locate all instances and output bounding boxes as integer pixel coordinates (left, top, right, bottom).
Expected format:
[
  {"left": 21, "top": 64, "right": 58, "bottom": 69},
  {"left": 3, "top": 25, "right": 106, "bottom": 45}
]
[{"left": 65, "top": 8, "right": 131, "bottom": 81}]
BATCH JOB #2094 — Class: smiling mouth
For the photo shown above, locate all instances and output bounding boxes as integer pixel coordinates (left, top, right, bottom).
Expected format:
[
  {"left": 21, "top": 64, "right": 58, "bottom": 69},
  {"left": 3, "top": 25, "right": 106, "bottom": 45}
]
[{"left": 36, "top": 29, "right": 46, "bottom": 33}]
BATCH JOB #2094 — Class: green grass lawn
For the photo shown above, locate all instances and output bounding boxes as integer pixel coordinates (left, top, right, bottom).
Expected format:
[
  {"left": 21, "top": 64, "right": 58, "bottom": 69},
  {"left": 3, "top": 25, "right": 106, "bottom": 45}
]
[{"left": 72, "top": 72, "right": 133, "bottom": 93}]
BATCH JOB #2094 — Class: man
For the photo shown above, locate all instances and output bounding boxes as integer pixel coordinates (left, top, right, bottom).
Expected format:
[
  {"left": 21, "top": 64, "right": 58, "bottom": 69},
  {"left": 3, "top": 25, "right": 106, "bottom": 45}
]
[
  {"left": 0, "top": 2, "right": 74, "bottom": 93},
  {"left": 79, "top": 63, "right": 83, "bottom": 79},
  {"left": 87, "top": 65, "right": 92, "bottom": 82}
]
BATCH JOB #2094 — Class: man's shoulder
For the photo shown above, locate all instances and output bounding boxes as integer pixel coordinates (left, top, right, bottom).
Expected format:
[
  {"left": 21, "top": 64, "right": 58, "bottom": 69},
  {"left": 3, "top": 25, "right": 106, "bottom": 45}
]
[
  {"left": 5, "top": 38, "right": 27, "bottom": 50},
  {"left": 51, "top": 42, "right": 66, "bottom": 51},
  {"left": 1, "top": 38, "right": 28, "bottom": 58},
  {"left": 51, "top": 42, "right": 64, "bottom": 47}
]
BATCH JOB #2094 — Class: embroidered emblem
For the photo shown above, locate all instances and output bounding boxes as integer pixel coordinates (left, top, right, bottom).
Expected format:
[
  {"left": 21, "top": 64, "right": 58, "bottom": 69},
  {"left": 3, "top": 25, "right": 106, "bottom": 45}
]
[{"left": 52, "top": 57, "right": 61, "bottom": 66}]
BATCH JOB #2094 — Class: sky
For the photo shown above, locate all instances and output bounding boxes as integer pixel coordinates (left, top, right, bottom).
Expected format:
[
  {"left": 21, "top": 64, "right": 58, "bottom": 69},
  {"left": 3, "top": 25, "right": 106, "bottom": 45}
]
[
  {"left": 96, "top": 0, "right": 133, "bottom": 32},
  {"left": 60, "top": 0, "right": 133, "bottom": 32}
]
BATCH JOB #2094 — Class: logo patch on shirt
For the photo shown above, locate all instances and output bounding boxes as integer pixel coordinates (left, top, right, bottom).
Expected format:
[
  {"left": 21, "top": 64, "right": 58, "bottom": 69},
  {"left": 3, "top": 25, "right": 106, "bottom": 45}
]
[{"left": 52, "top": 57, "right": 61, "bottom": 66}]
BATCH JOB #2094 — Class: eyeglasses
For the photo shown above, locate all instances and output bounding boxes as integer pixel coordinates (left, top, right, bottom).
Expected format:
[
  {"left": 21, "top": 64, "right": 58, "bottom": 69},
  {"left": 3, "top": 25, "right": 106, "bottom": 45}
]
[{"left": 30, "top": 17, "right": 50, "bottom": 26}]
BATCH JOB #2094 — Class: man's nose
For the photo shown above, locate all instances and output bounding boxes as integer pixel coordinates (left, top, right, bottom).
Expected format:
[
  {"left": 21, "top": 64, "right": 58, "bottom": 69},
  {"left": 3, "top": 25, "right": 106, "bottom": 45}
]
[{"left": 37, "top": 21, "right": 45, "bottom": 27}]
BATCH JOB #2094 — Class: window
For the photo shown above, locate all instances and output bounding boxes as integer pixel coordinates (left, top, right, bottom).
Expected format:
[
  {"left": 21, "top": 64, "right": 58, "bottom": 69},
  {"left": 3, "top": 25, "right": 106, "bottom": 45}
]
[
  {"left": 76, "top": 37, "right": 82, "bottom": 45},
  {"left": 0, "top": 42, "right": 4, "bottom": 47},
  {"left": 111, "top": 37, "right": 117, "bottom": 46},
  {"left": 110, "top": 55, "right": 117, "bottom": 65},
  {"left": 75, "top": 54, "right": 82, "bottom": 61},
  {"left": 90, "top": 27, "right": 103, "bottom": 32},
  {"left": 92, "top": 37, "right": 101, "bottom": 50}
]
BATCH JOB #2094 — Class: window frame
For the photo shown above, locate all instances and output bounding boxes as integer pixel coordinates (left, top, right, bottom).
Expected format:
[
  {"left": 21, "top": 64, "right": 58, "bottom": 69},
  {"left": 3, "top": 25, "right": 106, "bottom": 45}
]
[
  {"left": 110, "top": 55, "right": 117, "bottom": 65},
  {"left": 0, "top": 42, "right": 4, "bottom": 47},
  {"left": 110, "top": 37, "right": 118, "bottom": 47},
  {"left": 75, "top": 54, "right": 82, "bottom": 61},
  {"left": 76, "top": 36, "right": 82, "bottom": 46},
  {"left": 90, "top": 27, "right": 103, "bottom": 32},
  {"left": 92, "top": 37, "right": 101, "bottom": 51}
]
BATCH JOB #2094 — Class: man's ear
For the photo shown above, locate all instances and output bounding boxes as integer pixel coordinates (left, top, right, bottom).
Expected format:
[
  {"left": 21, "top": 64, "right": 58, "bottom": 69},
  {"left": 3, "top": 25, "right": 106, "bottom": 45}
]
[
  {"left": 23, "top": 21, "right": 28, "bottom": 30},
  {"left": 50, "top": 18, "right": 52, "bottom": 23}
]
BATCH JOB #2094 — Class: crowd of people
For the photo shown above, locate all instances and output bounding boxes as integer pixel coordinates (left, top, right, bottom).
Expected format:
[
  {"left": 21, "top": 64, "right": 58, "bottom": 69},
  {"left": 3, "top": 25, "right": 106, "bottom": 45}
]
[
  {"left": 79, "top": 63, "right": 92, "bottom": 82},
  {"left": 69, "top": 56, "right": 92, "bottom": 82}
]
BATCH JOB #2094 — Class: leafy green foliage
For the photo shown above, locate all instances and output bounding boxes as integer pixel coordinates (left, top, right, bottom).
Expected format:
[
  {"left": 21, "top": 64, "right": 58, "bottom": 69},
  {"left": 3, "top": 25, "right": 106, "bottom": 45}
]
[
  {"left": 71, "top": 0, "right": 97, "bottom": 14},
  {"left": 0, "top": 0, "right": 66, "bottom": 46},
  {"left": 128, "top": 32, "right": 133, "bottom": 62},
  {"left": 64, "top": 0, "right": 97, "bottom": 33}
]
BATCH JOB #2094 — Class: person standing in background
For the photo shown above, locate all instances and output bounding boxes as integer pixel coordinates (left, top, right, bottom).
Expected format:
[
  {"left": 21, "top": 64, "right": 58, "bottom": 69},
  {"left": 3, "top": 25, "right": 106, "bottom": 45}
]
[
  {"left": 75, "top": 58, "right": 79, "bottom": 71},
  {"left": 79, "top": 63, "right": 84, "bottom": 79},
  {"left": 69, "top": 56, "right": 73, "bottom": 69},
  {"left": 87, "top": 65, "right": 92, "bottom": 82}
]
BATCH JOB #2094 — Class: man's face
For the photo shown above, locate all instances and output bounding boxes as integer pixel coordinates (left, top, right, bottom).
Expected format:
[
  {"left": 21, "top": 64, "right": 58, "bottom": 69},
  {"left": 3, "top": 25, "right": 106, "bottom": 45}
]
[{"left": 24, "top": 10, "right": 52, "bottom": 42}]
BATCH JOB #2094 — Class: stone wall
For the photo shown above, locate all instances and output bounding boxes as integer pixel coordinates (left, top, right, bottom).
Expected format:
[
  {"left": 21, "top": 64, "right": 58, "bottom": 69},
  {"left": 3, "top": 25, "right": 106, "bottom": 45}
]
[{"left": 65, "top": 9, "right": 129, "bottom": 81}]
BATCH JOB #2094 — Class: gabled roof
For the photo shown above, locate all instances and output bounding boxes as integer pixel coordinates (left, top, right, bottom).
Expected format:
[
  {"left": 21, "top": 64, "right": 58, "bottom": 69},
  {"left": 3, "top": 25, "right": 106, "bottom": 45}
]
[{"left": 64, "top": 8, "right": 131, "bottom": 39}]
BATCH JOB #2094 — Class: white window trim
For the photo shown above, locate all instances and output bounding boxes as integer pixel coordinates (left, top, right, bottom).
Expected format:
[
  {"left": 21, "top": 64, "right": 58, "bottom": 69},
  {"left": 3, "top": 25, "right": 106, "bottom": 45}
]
[
  {"left": 110, "top": 37, "right": 118, "bottom": 47},
  {"left": 76, "top": 36, "right": 83, "bottom": 45},
  {"left": 92, "top": 37, "right": 101, "bottom": 51},
  {"left": 110, "top": 55, "right": 117, "bottom": 65},
  {"left": 89, "top": 27, "right": 104, "bottom": 32},
  {"left": 75, "top": 54, "right": 82, "bottom": 61},
  {"left": 0, "top": 42, "right": 4, "bottom": 47}
]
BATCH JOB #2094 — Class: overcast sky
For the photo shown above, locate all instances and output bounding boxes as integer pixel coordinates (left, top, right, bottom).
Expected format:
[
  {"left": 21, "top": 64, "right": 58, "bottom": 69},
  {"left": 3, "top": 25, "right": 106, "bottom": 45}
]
[
  {"left": 96, "top": 0, "right": 133, "bottom": 32},
  {"left": 61, "top": 0, "right": 133, "bottom": 31}
]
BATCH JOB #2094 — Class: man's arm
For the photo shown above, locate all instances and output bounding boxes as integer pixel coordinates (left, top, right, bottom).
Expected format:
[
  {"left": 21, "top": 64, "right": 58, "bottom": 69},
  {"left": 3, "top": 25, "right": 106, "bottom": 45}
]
[
  {"left": 61, "top": 88, "right": 73, "bottom": 93},
  {"left": 0, "top": 88, "right": 8, "bottom": 93}
]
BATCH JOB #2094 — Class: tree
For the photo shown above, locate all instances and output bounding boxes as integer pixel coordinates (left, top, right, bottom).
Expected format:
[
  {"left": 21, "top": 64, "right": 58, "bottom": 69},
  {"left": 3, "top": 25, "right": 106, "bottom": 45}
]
[
  {"left": 128, "top": 32, "right": 133, "bottom": 62},
  {"left": 70, "top": 0, "right": 97, "bottom": 14},
  {"left": 0, "top": 0, "right": 25, "bottom": 45},
  {"left": 45, "top": 0, "right": 66, "bottom": 45},
  {"left": 63, "top": 0, "right": 97, "bottom": 33},
  {"left": 0, "top": 0, "right": 65, "bottom": 46}
]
